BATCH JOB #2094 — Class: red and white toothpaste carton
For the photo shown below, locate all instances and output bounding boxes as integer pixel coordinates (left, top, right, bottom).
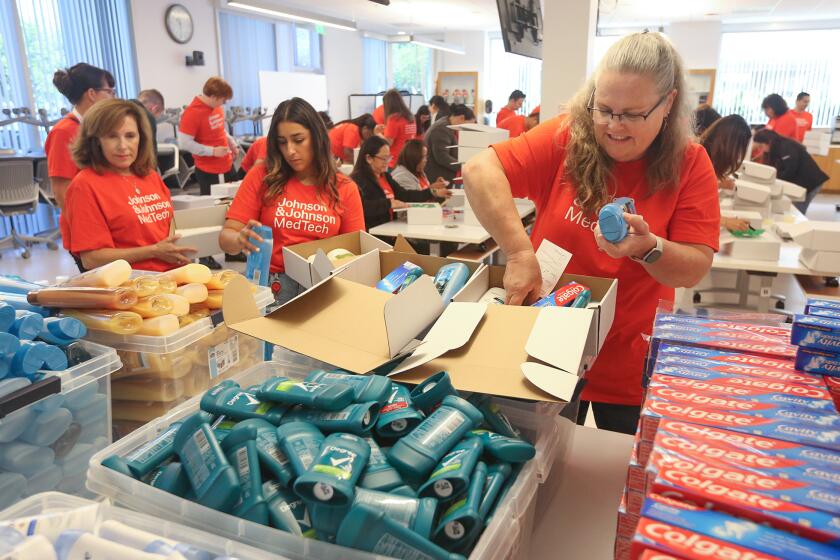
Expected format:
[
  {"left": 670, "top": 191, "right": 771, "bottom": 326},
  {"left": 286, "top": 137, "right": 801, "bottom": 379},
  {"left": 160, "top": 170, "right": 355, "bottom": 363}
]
[
  {"left": 648, "top": 460, "right": 840, "bottom": 547},
  {"left": 647, "top": 371, "right": 835, "bottom": 410},
  {"left": 655, "top": 314, "right": 792, "bottom": 339},
  {"left": 652, "top": 343, "right": 796, "bottom": 372},
  {"left": 617, "top": 490, "right": 641, "bottom": 541},
  {"left": 641, "top": 493, "right": 840, "bottom": 558},
  {"left": 631, "top": 517, "right": 781, "bottom": 560},
  {"left": 649, "top": 354, "right": 821, "bottom": 387},
  {"left": 637, "top": 550, "right": 685, "bottom": 560},
  {"left": 650, "top": 326, "right": 797, "bottom": 361},
  {"left": 639, "top": 397, "right": 840, "bottom": 454}
]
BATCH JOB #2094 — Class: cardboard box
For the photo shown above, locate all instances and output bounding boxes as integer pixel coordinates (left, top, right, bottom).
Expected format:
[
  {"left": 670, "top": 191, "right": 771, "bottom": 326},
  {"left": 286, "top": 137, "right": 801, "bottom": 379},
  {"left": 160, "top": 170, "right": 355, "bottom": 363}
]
[
  {"left": 771, "top": 196, "right": 792, "bottom": 214},
  {"left": 173, "top": 204, "right": 228, "bottom": 258},
  {"left": 787, "top": 221, "right": 840, "bottom": 251},
  {"left": 800, "top": 249, "right": 840, "bottom": 274},
  {"left": 719, "top": 230, "right": 781, "bottom": 262},
  {"left": 739, "top": 161, "right": 776, "bottom": 183},
  {"left": 778, "top": 179, "right": 806, "bottom": 202},
  {"left": 406, "top": 202, "right": 443, "bottom": 225},
  {"left": 795, "top": 346, "right": 840, "bottom": 377},
  {"left": 720, "top": 209, "right": 763, "bottom": 230},
  {"left": 457, "top": 145, "right": 485, "bottom": 163},
  {"left": 210, "top": 181, "right": 241, "bottom": 198},
  {"left": 734, "top": 179, "right": 771, "bottom": 204},
  {"left": 447, "top": 123, "right": 509, "bottom": 147},
  {"left": 282, "top": 231, "right": 392, "bottom": 289}
]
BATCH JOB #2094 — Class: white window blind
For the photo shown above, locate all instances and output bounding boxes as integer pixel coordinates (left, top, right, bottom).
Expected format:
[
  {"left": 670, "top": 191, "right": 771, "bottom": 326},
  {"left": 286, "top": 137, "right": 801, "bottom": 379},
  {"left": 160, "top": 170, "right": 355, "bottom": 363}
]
[
  {"left": 487, "top": 35, "right": 542, "bottom": 118},
  {"left": 714, "top": 30, "right": 840, "bottom": 128},
  {"left": 362, "top": 37, "right": 388, "bottom": 94}
]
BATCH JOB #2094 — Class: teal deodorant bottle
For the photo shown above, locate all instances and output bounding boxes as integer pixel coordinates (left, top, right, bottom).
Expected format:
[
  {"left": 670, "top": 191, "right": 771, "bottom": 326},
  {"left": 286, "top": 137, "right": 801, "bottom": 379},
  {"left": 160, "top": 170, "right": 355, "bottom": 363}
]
[
  {"left": 432, "top": 461, "right": 487, "bottom": 552},
  {"left": 275, "top": 421, "right": 325, "bottom": 477},
  {"left": 419, "top": 436, "right": 483, "bottom": 501},
  {"left": 359, "top": 436, "right": 404, "bottom": 491},
  {"left": 469, "top": 429, "right": 535, "bottom": 463},
  {"left": 255, "top": 376, "right": 355, "bottom": 411},
  {"left": 234, "top": 418, "right": 294, "bottom": 485},
  {"left": 281, "top": 401, "right": 380, "bottom": 436},
  {"left": 305, "top": 370, "right": 393, "bottom": 404},
  {"left": 479, "top": 462, "right": 512, "bottom": 519},
  {"left": 200, "top": 381, "right": 287, "bottom": 424},
  {"left": 410, "top": 371, "right": 459, "bottom": 415},
  {"left": 294, "top": 432, "right": 370, "bottom": 506},
  {"left": 376, "top": 383, "right": 424, "bottom": 438},
  {"left": 220, "top": 422, "right": 269, "bottom": 524}
]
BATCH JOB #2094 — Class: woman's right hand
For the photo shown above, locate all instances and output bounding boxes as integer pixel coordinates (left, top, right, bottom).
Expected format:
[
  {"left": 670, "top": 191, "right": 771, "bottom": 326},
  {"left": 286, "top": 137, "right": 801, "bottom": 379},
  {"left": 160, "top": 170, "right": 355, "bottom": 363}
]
[
  {"left": 722, "top": 217, "right": 750, "bottom": 232},
  {"left": 236, "top": 219, "right": 265, "bottom": 255},
  {"left": 153, "top": 234, "right": 197, "bottom": 264},
  {"left": 374, "top": 124, "right": 386, "bottom": 137},
  {"left": 503, "top": 249, "right": 543, "bottom": 306},
  {"left": 719, "top": 176, "right": 736, "bottom": 190},
  {"left": 212, "top": 145, "right": 232, "bottom": 158},
  {"left": 391, "top": 199, "right": 408, "bottom": 210}
]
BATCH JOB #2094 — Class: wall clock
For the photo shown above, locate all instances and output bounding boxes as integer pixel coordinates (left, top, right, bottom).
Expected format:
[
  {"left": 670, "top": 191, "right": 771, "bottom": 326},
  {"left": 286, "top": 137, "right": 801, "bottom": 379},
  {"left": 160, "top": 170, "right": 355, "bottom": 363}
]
[{"left": 165, "top": 4, "right": 194, "bottom": 44}]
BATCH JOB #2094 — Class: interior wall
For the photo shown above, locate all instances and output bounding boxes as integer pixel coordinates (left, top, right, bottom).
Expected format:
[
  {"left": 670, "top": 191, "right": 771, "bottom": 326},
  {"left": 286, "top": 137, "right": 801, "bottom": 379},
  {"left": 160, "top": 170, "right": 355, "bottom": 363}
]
[
  {"left": 322, "top": 28, "right": 364, "bottom": 122},
  {"left": 439, "top": 31, "right": 487, "bottom": 110},
  {"left": 131, "top": 0, "right": 221, "bottom": 109},
  {"left": 667, "top": 21, "right": 722, "bottom": 70}
]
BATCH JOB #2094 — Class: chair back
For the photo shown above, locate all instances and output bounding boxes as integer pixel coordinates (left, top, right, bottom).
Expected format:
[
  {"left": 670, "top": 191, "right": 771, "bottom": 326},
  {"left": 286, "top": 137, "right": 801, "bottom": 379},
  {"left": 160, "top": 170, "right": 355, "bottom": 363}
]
[{"left": 0, "top": 160, "right": 39, "bottom": 206}]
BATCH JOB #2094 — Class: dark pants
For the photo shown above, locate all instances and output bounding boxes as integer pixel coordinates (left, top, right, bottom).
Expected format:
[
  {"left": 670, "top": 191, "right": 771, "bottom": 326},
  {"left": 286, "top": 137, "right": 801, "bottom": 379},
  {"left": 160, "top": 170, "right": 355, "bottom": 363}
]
[
  {"left": 195, "top": 167, "right": 237, "bottom": 196},
  {"left": 576, "top": 400, "right": 641, "bottom": 435},
  {"left": 792, "top": 183, "right": 823, "bottom": 216}
]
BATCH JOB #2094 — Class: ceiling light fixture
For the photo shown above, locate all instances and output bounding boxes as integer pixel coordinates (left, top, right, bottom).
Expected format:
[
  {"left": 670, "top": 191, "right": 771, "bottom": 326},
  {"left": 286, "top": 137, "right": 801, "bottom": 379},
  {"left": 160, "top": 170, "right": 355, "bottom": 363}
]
[
  {"left": 225, "top": 1, "right": 357, "bottom": 31},
  {"left": 409, "top": 36, "right": 465, "bottom": 55}
]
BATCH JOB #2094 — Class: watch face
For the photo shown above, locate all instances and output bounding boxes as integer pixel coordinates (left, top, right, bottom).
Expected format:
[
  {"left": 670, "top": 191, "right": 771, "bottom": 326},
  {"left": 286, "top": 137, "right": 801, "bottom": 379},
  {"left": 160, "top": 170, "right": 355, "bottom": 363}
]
[{"left": 165, "top": 4, "right": 193, "bottom": 44}]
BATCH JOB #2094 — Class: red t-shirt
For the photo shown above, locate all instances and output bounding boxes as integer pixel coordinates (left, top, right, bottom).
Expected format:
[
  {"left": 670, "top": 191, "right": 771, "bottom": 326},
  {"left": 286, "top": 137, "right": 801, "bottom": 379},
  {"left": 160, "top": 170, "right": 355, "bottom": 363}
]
[
  {"left": 328, "top": 122, "right": 362, "bottom": 160},
  {"left": 241, "top": 137, "right": 267, "bottom": 173},
  {"left": 373, "top": 105, "right": 385, "bottom": 125},
  {"left": 493, "top": 117, "right": 720, "bottom": 406},
  {"left": 385, "top": 115, "right": 417, "bottom": 167},
  {"left": 418, "top": 174, "right": 430, "bottom": 190},
  {"left": 179, "top": 97, "right": 232, "bottom": 174},
  {"left": 499, "top": 114, "right": 526, "bottom": 138},
  {"left": 45, "top": 113, "right": 81, "bottom": 180},
  {"left": 766, "top": 111, "right": 799, "bottom": 141},
  {"left": 63, "top": 168, "right": 176, "bottom": 272},
  {"left": 496, "top": 107, "right": 515, "bottom": 127},
  {"left": 790, "top": 110, "right": 813, "bottom": 143},
  {"left": 226, "top": 165, "right": 366, "bottom": 273}
]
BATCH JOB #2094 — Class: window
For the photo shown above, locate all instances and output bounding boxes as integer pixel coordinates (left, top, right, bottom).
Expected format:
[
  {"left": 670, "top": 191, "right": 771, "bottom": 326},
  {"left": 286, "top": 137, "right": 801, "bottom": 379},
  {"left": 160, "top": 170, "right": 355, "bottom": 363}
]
[
  {"left": 293, "top": 24, "right": 322, "bottom": 72},
  {"left": 486, "top": 34, "right": 542, "bottom": 117},
  {"left": 714, "top": 30, "right": 840, "bottom": 128},
  {"left": 362, "top": 37, "right": 388, "bottom": 94},
  {"left": 391, "top": 43, "right": 433, "bottom": 97}
]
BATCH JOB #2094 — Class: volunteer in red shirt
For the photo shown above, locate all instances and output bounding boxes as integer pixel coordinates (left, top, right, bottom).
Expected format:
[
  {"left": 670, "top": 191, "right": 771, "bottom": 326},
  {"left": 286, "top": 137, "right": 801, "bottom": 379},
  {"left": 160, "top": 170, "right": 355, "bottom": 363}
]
[
  {"left": 64, "top": 100, "right": 196, "bottom": 272},
  {"left": 45, "top": 63, "right": 116, "bottom": 210},
  {"left": 391, "top": 139, "right": 448, "bottom": 192},
  {"left": 495, "top": 89, "right": 526, "bottom": 127},
  {"left": 240, "top": 136, "right": 267, "bottom": 174},
  {"left": 373, "top": 104, "right": 385, "bottom": 126},
  {"left": 761, "top": 93, "right": 799, "bottom": 141},
  {"left": 499, "top": 105, "right": 540, "bottom": 138},
  {"left": 179, "top": 76, "right": 240, "bottom": 196},
  {"left": 382, "top": 89, "right": 416, "bottom": 168},
  {"left": 328, "top": 113, "right": 376, "bottom": 163},
  {"left": 791, "top": 92, "right": 813, "bottom": 143},
  {"left": 220, "top": 97, "right": 365, "bottom": 305},
  {"left": 463, "top": 32, "right": 720, "bottom": 434}
]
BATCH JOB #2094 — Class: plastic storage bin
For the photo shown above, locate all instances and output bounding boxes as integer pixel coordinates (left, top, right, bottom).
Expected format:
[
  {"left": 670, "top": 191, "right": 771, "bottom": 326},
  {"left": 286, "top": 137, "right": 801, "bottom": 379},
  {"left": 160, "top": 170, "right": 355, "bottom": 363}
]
[
  {"left": 0, "top": 492, "right": 281, "bottom": 559},
  {"left": 81, "top": 288, "right": 273, "bottom": 438},
  {"left": 0, "top": 341, "right": 119, "bottom": 508},
  {"left": 87, "top": 360, "right": 557, "bottom": 560}
]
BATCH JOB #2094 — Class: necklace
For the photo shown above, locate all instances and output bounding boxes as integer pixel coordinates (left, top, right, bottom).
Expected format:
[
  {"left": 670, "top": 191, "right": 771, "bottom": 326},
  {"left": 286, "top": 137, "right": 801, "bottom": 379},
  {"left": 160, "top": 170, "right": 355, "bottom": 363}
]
[{"left": 119, "top": 174, "right": 142, "bottom": 195}]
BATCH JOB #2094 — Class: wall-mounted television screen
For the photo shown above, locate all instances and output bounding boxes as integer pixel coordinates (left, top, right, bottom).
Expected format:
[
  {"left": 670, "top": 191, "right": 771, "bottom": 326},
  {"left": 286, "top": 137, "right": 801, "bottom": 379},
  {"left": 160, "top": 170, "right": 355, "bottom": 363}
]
[{"left": 496, "top": 0, "right": 543, "bottom": 60}]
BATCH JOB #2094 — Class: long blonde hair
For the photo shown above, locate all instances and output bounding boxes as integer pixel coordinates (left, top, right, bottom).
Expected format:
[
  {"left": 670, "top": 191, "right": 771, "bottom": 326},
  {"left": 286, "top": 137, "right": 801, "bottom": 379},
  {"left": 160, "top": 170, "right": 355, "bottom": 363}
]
[{"left": 563, "top": 32, "right": 690, "bottom": 213}]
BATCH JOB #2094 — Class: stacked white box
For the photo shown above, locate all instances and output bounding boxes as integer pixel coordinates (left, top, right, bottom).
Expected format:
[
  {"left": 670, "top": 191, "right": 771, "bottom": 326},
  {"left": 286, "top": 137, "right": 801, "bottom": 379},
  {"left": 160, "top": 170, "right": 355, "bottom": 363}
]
[
  {"left": 449, "top": 123, "right": 509, "bottom": 164},
  {"left": 803, "top": 130, "right": 831, "bottom": 156},
  {"left": 788, "top": 221, "right": 840, "bottom": 274}
]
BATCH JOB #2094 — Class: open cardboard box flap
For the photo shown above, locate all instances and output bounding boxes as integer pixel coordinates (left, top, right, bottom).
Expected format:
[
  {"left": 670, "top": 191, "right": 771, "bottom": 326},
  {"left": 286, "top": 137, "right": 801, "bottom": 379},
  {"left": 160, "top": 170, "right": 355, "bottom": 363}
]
[
  {"left": 282, "top": 231, "right": 392, "bottom": 288},
  {"left": 223, "top": 273, "right": 443, "bottom": 374}
]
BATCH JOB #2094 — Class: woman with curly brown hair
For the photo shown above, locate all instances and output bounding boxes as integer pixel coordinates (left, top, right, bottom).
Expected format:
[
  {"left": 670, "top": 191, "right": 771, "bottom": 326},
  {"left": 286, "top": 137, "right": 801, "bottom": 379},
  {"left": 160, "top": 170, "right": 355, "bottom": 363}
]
[
  {"left": 220, "top": 98, "right": 365, "bottom": 304},
  {"left": 463, "top": 32, "right": 720, "bottom": 434}
]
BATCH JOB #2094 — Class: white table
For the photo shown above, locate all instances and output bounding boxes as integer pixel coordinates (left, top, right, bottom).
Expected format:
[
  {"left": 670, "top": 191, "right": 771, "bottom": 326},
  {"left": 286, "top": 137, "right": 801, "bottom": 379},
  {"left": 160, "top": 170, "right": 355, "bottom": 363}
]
[
  {"left": 531, "top": 426, "right": 634, "bottom": 559},
  {"left": 369, "top": 199, "right": 536, "bottom": 255}
]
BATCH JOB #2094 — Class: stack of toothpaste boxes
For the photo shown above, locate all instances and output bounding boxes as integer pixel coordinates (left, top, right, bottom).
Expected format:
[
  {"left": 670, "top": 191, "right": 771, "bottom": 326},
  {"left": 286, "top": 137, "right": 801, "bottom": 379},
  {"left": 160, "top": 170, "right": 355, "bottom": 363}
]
[
  {"left": 793, "top": 298, "right": 840, "bottom": 409},
  {"left": 615, "top": 311, "right": 840, "bottom": 560}
]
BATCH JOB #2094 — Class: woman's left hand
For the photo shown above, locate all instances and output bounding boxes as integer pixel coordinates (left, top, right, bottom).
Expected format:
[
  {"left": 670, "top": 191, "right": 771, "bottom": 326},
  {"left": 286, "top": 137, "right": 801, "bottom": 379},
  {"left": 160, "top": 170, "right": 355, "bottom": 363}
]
[
  {"left": 594, "top": 212, "right": 657, "bottom": 260},
  {"left": 228, "top": 137, "right": 240, "bottom": 158},
  {"left": 432, "top": 186, "right": 452, "bottom": 199}
]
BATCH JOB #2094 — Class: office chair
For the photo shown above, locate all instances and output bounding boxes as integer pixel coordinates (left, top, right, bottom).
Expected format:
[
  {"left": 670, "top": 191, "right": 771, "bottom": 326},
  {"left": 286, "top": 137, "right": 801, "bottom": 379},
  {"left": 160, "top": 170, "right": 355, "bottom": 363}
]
[
  {"left": 0, "top": 160, "right": 43, "bottom": 259},
  {"left": 32, "top": 159, "right": 60, "bottom": 250}
]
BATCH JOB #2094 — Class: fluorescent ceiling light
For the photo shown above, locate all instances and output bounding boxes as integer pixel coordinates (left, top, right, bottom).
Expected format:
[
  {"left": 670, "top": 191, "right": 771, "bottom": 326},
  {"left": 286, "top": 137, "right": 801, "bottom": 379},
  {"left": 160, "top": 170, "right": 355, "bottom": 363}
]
[
  {"left": 226, "top": 1, "right": 357, "bottom": 31},
  {"left": 410, "top": 37, "right": 465, "bottom": 55}
]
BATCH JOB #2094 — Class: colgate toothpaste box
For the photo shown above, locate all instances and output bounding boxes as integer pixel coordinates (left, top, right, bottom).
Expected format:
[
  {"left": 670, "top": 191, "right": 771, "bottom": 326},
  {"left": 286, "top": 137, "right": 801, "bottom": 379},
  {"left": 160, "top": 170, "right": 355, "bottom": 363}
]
[
  {"left": 809, "top": 307, "right": 840, "bottom": 321},
  {"left": 631, "top": 516, "right": 782, "bottom": 560},
  {"left": 640, "top": 397, "right": 840, "bottom": 453},
  {"left": 649, "top": 328, "right": 797, "bottom": 366},
  {"left": 806, "top": 298, "right": 840, "bottom": 314},
  {"left": 796, "top": 346, "right": 840, "bottom": 377},
  {"left": 647, "top": 371, "right": 835, "bottom": 411},
  {"left": 655, "top": 314, "right": 792, "bottom": 339},
  {"left": 616, "top": 534, "right": 633, "bottom": 560},
  {"left": 651, "top": 343, "right": 796, "bottom": 373},
  {"left": 641, "top": 493, "right": 840, "bottom": 558},
  {"left": 792, "top": 314, "right": 840, "bottom": 353},
  {"left": 647, "top": 354, "right": 820, "bottom": 388},
  {"left": 618, "top": 491, "right": 641, "bottom": 541},
  {"left": 637, "top": 550, "right": 683, "bottom": 560},
  {"left": 644, "top": 447, "right": 840, "bottom": 516}
]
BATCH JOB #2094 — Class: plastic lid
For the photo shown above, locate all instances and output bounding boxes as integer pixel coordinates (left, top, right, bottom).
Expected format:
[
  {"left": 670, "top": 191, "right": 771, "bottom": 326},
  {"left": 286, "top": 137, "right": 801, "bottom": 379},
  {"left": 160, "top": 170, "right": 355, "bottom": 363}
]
[{"left": 14, "top": 313, "right": 43, "bottom": 340}]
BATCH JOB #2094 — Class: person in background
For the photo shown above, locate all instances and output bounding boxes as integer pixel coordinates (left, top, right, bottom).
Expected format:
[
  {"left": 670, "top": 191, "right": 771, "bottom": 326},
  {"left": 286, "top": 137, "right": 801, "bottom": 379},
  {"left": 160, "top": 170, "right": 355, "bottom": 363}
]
[
  {"left": 761, "top": 93, "right": 799, "bottom": 141},
  {"left": 699, "top": 115, "right": 753, "bottom": 232},
  {"left": 373, "top": 103, "right": 385, "bottom": 126},
  {"left": 791, "top": 92, "right": 813, "bottom": 143},
  {"left": 46, "top": 63, "right": 116, "bottom": 211},
  {"left": 179, "top": 76, "right": 240, "bottom": 197},
  {"left": 63, "top": 99, "right": 195, "bottom": 272},
  {"left": 692, "top": 104, "right": 721, "bottom": 137},
  {"left": 463, "top": 32, "right": 719, "bottom": 434},
  {"left": 383, "top": 89, "right": 416, "bottom": 168},
  {"left": 391, "top": 139, "right": 448, "bottom": 192},
  {"left": 429, "top": 95, "right": 450, "bottom": 124},
  {"left": 425, "top": 104, "right": 476, "bottom": 184},
  {"left": 352, "top": 136, "right": 449, "bottom": 230},
  {"left": 498, "top": 106, "right": 540, "bottom": 138},
  {"left": 415, "top": 105, "right": 432, "bottom": 138},
  {"left": 318, "top": 111, "right": 334, "bottom": 130},
  {"left": 239, "top": 136, "right": 267, "bottom": 175},
  {"left": 752, "top": 128, "right": 828, "bottom": 214},
  {"left": 495, "top": 89, "right": 526, "bottom": 126},
  {"left": 131, "top": 89, "right": 165, "bottom": 158},
  {"left": 329, "top": 113, "right": 376, "bottom": 164},
  {"left": 220, "top": 98, "right": 365, "bottom": 304}
]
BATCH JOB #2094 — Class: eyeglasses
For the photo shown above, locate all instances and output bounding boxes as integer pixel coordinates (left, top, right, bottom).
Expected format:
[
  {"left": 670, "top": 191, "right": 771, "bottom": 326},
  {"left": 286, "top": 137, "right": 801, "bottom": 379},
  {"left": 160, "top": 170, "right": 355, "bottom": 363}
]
[
  {"left": 95, "top": 87, "right": 117, "bottom": 98},
  {"left": 372, "top": 154, "right": 390, "bottom": 163},
  {"left": 586, "top": 89, "right": 667, "bottom": 125}
]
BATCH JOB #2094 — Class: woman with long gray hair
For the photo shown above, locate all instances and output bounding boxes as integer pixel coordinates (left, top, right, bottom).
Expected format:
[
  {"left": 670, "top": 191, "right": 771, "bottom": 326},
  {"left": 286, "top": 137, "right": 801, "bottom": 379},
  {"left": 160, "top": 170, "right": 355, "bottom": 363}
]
[{"left": 463, "top": 32, "right": 720, "bottom": 434}]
